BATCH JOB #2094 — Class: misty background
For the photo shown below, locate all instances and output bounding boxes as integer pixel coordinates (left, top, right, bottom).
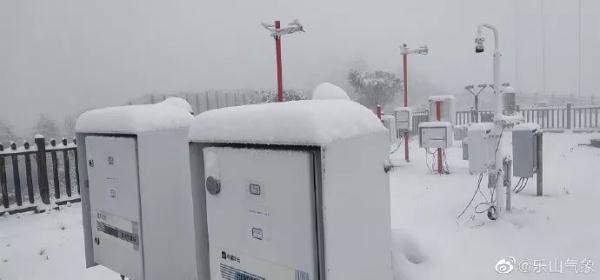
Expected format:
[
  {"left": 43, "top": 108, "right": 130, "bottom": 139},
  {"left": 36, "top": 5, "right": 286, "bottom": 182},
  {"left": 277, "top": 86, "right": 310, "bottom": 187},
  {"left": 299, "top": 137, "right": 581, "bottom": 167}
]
[{"left": 1, "top": 0, "right": 599, "bottom": 138}]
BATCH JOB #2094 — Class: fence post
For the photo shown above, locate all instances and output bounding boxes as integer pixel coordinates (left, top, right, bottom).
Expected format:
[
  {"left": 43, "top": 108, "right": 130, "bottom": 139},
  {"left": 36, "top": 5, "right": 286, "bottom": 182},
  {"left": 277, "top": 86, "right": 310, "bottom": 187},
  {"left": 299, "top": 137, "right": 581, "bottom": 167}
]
[
  {"left": 35, "top": 136, "right": 50, "bottom": 204},
  {"left": 10, "top": 142, "right": 22, "bottom": 206},
  {"left": 50, "top": 139, "right": 60, "bottom": 199},
  {"left": 23, "top": 141, "right": 34, "bottom": 204},
  {"left": 0, "top": 144, "right": 8, "bottom": 208},
  {"left": 566, "top": 103, "right": 572, "bottom": 130},
  {"left": 62, "top": 138, "right": 72, "bottom": 197}
]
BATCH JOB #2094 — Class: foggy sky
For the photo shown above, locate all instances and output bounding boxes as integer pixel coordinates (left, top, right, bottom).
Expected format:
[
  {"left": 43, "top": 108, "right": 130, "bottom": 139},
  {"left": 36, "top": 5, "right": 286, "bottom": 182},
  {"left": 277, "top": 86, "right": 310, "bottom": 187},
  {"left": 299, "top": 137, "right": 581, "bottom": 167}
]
[{"left": 1, "top": 0, "right": 599, "bottom": 136}]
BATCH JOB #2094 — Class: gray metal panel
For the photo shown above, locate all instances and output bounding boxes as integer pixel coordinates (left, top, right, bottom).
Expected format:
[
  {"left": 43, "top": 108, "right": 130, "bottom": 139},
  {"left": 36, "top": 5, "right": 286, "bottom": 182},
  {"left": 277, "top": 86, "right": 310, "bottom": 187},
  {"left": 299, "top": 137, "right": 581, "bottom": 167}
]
[
  {"left": 512, "top": 130, "right": 537, "bottom": 178},
  {"left": 76, "top": 133, "right": 96, "bottom": 269},
  {"left": 191, "top": 143, "right": 324, "bottom": 280},
  {"left": 188, "top": 143, "right": 212, "bottom": 280}
]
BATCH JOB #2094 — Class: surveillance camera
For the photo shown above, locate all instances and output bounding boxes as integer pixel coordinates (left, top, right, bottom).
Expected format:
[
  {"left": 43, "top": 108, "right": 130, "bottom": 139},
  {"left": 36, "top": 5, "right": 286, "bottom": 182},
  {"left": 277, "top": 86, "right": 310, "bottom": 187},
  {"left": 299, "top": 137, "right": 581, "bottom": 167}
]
[{"left": 474, "top": 36, "right": 485, "bottom": 53}]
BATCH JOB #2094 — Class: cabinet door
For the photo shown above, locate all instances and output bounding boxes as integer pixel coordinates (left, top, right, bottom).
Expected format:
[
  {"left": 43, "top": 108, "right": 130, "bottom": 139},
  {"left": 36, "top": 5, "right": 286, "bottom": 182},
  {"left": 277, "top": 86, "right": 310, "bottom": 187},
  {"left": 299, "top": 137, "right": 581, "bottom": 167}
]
[
  {"left": 86, "top": 136, "right": 143, "bottom": 279},
  {"left": 204, "top": 147, "right": 318, "bottom": 280}
]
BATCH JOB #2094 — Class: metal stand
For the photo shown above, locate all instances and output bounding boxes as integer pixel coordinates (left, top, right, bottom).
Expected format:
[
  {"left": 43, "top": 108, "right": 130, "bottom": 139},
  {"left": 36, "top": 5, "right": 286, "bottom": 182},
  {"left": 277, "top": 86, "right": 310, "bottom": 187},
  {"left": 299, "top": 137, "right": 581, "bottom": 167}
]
[
  {"left": 504, "top": 158, "right": 512, "bottom": 212},
  {"left": 536, "top": 132, "right": 543, "bottom": 196}
]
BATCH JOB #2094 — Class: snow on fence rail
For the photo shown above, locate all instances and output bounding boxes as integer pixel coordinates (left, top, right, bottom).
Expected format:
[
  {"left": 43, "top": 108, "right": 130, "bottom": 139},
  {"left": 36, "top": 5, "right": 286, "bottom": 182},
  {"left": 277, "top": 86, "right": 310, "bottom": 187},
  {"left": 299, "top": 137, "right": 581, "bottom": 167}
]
[
  {"left": 0, "top": 136, "right": 80, "bottom": 215},
  {"left": 455, "top": 103, "right": 600, "bottom": 130},
  {"left": 127, "top": 89, "right": 307, "bottom": 114}
]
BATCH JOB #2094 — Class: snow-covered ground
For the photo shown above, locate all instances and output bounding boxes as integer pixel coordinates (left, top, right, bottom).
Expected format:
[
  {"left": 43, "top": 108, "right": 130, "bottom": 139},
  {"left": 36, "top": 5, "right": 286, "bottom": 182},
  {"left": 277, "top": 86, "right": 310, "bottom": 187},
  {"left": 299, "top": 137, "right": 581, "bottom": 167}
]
[
  {"left": 390, "top": 132, "right": 600, "bottom": 280},
  {"left": 0, "top": 132, "right": 598, "bottom": 280},
  {"left": 0, "top": 203, "right": 117, "bottom": 280}
]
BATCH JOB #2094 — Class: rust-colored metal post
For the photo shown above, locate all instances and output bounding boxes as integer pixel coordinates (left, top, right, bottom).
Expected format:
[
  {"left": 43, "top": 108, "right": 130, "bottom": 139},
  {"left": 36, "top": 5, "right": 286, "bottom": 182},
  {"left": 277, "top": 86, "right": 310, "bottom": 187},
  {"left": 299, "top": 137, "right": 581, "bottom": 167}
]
[
  {"left": 436, "top": 101, "right": 443, "bottom": 174},
  {"left": 274, "top": 21, "right": 283, "bottom": 102},
  {"left": 403, "top": 50, "right": 410, "bottom": 162}
]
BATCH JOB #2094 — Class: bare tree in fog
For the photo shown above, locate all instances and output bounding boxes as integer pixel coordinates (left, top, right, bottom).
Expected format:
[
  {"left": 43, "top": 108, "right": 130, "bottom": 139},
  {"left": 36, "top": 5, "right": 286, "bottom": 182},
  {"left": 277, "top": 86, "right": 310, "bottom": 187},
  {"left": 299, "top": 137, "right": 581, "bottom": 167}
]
[
  {"left": 33, "top": 114, "right": 60, "bottom": 140},
  {"left": 348, "top": 69, "right": 402, "bottom": 109},
  {"left": 0, "top": 120, "right": 17, "bottom": 143}
]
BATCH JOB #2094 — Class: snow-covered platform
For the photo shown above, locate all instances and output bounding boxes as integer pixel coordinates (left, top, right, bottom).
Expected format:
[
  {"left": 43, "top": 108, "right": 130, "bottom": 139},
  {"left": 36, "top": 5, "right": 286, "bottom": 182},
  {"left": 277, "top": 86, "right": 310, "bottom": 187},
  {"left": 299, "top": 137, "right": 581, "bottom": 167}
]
[{"left": 1, "top": 132, "right": 599, "bottom": 280}]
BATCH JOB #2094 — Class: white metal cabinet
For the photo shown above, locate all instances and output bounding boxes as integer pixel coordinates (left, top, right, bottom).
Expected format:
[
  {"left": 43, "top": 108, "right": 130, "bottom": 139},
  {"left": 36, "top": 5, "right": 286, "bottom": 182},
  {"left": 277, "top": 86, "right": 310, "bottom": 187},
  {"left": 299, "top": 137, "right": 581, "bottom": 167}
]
[
  {"left": 467, "top": 123, "right": 497, "bottom": 174},
  {"left": 203, "top": 147, "right": 317, "bottom": 280},
  {"left": 85, "top": 136, "right": 143, "bottom": 280}
]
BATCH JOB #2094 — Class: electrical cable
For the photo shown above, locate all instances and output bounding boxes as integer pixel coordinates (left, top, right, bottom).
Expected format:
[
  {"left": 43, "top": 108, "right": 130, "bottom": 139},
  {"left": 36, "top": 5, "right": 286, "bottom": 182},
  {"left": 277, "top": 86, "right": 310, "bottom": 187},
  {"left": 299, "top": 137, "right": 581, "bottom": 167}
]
[
  {"left": 457, "top": 173, "right": 485, "bottom": 220},
  {"left": 514, "top": 177, "right": 529, "bottom": 193}
]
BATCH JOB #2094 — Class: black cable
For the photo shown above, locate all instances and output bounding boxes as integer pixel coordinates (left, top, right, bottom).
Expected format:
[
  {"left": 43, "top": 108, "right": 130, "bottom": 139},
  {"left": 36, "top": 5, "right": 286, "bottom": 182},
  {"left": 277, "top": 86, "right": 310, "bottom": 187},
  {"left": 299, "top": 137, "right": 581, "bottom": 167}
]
[
  {"left": 515, "top": 177, "right": 529, "bottom": 193},
  {"left": 457, "top": 173, "right": 485, "bottom": 220},
  {"left": 512, "top": 177, "right": 524, "bottom": 192}
]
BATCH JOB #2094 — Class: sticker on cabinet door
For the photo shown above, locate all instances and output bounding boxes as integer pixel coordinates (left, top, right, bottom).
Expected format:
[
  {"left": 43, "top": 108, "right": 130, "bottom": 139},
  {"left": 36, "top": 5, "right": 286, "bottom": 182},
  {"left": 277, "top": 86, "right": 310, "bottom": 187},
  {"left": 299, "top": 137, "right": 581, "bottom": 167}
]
[
  {"left": 96, "top": 210, "right": 139, "bottom": 249},
  {"left": 217, "top": 248, "right": 311, "bottom": 280}
]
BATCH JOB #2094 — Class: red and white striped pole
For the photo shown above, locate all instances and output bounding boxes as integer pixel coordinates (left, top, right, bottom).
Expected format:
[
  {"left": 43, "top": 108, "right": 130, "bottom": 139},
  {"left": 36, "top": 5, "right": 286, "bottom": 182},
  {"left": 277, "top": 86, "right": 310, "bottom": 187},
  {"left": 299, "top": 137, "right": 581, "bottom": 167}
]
[
  {"left": 435, "top": 101, "right": 443, "bottom": 174},
  {"left": 274, "top": 20, "right": 284, "bottom": 102}
]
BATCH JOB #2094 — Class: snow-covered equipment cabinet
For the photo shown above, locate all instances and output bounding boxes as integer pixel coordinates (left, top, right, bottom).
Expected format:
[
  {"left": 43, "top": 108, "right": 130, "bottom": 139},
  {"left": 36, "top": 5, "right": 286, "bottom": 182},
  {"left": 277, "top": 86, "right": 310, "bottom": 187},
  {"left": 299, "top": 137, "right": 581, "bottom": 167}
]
[
  {"left": 418, "top": 121, "right": 453, "bottom": 149},
  {"left": 75, "top": 98, "right": 203, "bottom": 280},
  {"left": 467, "top": 122, "right": 497, "bottom": 174},
  {"left": 428, "top": 95, "right": 456, "bottom": 124},
  {"left": 188, "top": 100, "right": 393, "bottom": 280},
  {"left": 311, "top": 82, "right": 350, "bottom": 100},
  {"left": 512, "top": 123, "right": 541, "bottom": 178},
  {"left": 382, "top": 114, "right": 400, "bottom": 152},
  {"left": 394, "top": 107, "right": 412, "bottom": 132}
]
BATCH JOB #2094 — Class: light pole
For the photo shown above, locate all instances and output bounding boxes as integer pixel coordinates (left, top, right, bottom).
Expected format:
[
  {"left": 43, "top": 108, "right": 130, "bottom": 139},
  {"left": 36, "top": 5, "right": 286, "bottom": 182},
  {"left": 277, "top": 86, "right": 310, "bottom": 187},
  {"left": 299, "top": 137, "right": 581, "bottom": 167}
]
[
  {"left": 399, "top": 44, "right": 428, "bottom": 162},
  {"left": 262, "top": 20, "right": 305, "bottom": 102},
  {"left": 475, "top": 23, "right": 506, "bottom": 220},
  {"left": 465, "top": 84, "right": 488, "bottom": 122}
]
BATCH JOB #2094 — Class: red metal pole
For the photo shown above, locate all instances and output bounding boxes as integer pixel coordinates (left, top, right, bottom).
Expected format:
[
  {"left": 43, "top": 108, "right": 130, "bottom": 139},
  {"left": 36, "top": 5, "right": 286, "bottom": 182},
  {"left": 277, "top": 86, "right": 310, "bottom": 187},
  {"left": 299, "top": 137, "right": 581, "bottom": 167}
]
[
  {"left": 403, "top": 51, "right": 410, "bottom": 162},
  {"left": 274, "top": 21, "right": 283, "bottom": 102},
  {"left": 403, "top": 54, "right": 408, "bottom": 108},
  {"left": 436, "top": 101, "right": 443, "bottom": 174}
]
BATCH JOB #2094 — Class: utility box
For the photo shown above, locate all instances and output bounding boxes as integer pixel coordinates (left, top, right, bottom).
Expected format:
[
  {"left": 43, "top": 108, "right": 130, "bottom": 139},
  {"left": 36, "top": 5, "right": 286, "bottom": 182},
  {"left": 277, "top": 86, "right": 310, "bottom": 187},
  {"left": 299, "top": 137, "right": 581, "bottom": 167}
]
[
  {"left": 382, "top": 115, "right": 399, "bottom": 146},
  {"left": 454, "top": 124, "right": 468, "bottom": 141},
  {"left": 503, "top": 86, "right": 517, "bottom": 115},
  {"left": 467, "top": 122, "right": 496, "bottom": 174},
  {"left": 418, "top": 121, "right": 453, "bottom": 149},
  {"left": 188, "top": 100, "right": 393, "bottom": 280},
  {"left": 462, "top": 140, "right": 469, "bottom": 160},
  {"left": 512, "top": 123, "right": 541, "bottom": 178},
  {"left": 428, "top": 95, "right": 456, "bottom": 124},
  {"left": 394, "top": 106, "right": 412, "bottom": 132},
  {"left": 75, "top": 98, "right": 205, "bottom": 280}
]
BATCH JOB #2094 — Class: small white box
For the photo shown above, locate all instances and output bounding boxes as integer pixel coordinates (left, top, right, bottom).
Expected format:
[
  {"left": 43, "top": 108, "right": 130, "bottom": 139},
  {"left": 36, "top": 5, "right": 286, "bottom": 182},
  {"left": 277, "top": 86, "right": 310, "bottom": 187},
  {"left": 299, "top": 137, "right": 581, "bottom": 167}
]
[
  {"left": 394, "top": 107, "right": 412, "bottom": 131},
  {"left": 467, "top": 122, "right": 497, "bottom": 173},
  {"left": 418, "top": 121, "right": 453, "bottom": 149}
]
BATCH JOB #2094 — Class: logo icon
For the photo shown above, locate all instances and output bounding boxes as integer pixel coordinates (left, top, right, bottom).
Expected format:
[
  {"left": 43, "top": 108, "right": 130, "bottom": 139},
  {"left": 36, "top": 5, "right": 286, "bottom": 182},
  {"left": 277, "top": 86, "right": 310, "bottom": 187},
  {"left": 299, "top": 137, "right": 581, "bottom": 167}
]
[{"left": 495, "top": 257, "right": 515, "bottom": 274}]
